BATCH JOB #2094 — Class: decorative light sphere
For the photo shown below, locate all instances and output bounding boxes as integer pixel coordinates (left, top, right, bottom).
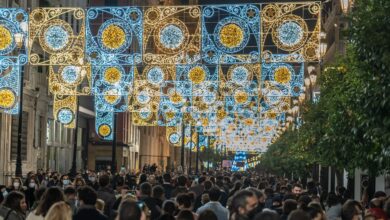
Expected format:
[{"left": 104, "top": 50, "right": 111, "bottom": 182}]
[
  {"left": 0, "top": 88, "right": 16, "bottom": 109},
  {"left": 0, "top": 25, "right": 12, "bottom": 51},
  {"left": 147, "top": 67, "right": 164, "bottom": 86},
  {"left": 274, "top": 66, "right": 291, "bottom": 84},
  {"left": 234, "top": 90, "right": 248, "bottom": 104},
  {"left": 101, "top": 24, "right": 126, "bottom": 50},
  {"left": 98, "top": 124, "right": 111, "bottom": 137},
  {"left": 104, "top": 67, "right": 122, "bottom": 85},
  {"left": 231, "top": 66, "right": 249, "bottom": 84},
  {"left": 136, "top": 91, "right": 151, "bottom": 104},
  {"left": 188, "top": 66, "right": 206, "bottom": 84},
  {"left": 159, "top": 24, "right": 184, "bottom": 50},
  {"left": 169, "top": 132, "right": 180, "bottom": 144},
  {"left": 44, "top": 25, "right": 70, "bottom": 51},
  {"left": 277, "top": 21, "right": 303, "bottom": 47},
  {"left": 219, "top": 23, "right": 244, "bottom": 49},
  {"left": 61, "top": 66, "right": 80, "bottom": 84},
  {"left": 57, "top": 108, "right": 74, "bottom": 125}
]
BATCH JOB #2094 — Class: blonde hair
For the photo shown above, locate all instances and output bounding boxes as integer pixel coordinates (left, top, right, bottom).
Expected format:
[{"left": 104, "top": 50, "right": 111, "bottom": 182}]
[
  {"left": 44, "top": 201, "right": 72, "bottom": 220},
  {"left": 96, "top": 199, "right": 105, "bottom": 213}
]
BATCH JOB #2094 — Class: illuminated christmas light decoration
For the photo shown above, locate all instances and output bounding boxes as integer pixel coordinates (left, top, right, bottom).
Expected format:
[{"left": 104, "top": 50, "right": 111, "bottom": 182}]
[
  {"left": 53, "top": 95, "right": 77, "bottom": 128},
  {"left": 29, "top": 8, "right": 85, "bottom": 65},
  {"left": 49, "top": 65, "right": 91, "bottom": 95},
  {"left": 0, "top": 57, "right": 21, "bottom": 114},
  {"left": 231, "top": 151, "right": 248, "bottom": 172},
  {"left": 95, "top": 111, "right": 113, "bottom": 140}
]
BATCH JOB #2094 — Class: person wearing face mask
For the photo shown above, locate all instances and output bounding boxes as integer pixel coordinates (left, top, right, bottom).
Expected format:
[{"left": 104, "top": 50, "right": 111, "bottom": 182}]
[
  {"left": 25, "top": 177, "right": 39, "bottom": 211},
  {"left": 73, "top": 177, "right": 86, "bottom": 189},
  {"left": 60, "top": 175, "right": 71, "bottom": 189},
  {"left": 10, "top": 178, "right": 25, "bottom": 194},
  {"left": 47, "top": 173, "right": 60, "bottom": 187},
  {"left": 229, "top": 190, "right": 259, "bottom": 220},
  {"left": 87, "top": 173, "right": 99, "bottom": 191},
  {"left": 1, "top": 191, "right": 27, "bottom": 220},
  {"left": 0, "top": 185, "right": 8, "bottom": 200}
]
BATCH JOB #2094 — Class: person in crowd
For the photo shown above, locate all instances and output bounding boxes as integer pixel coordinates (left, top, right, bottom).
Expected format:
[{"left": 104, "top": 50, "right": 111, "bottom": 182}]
[
  {"left": 1, "top": 191, "right": 27, "bottom": 220},
  {"left": 172, "top": 175, "right": 188, "bottom": 198},
  {"left": 86, "top": 171, "right": 99, "bottom": 191},
  {"left": 198, "top": 210, "right": 218, "bottom": 220},
  {"left": 326, "top": 192, "right": 342, "bottom": 220},
  {"left": 117, "top": 199, "right": 146, "bottom": 220},
  {"left": 159, "top": 213, "right": 176, "bottom": 220},
  {"left": 30, "top": 187, "right": 47, "bottom": 211},
  {"left": 64, "top": 187, "right": 78, "bottom": 215},
  {"left": 27, "top": 187, "right": 65, "bottom": 220},
  {"left": 10, "top": 178, "right": 25, "bottom": 193},
  {"left": 341, "top": 200, "right": 363, "bottom": 220},
  {"left": 253, "top": 210, "right": 279, "bottom": 220},
  {"left": 59, "top": 175, "right": 71, "bottom": 189},
  {"left": 138, "top": 182, "right": 161, "bottom": 220},
  {"left": 280, "top": 199, "right": 297, "bottom": 220},
  {"left": 162, "top": 173, "right": 174, "bottom": 199},
  {"left": 0, "top": 185, "right": 8, "bottom": 201},
  {"left": 152, "top": 185, "right": 165, "bottom": 208},
  {"left": 44, "top": 201, "right": 72, "bottom": 220},
  {"left": 230, "top": 189, "right": 258, "bottom": 220},
  {"left": 229, "top": 181, "right": 243, "bottom": 198},
  {"left": 291, "top": 184, "right": 303, "bottom": 198},
  {"left": 162, "top": 200, "right": 177, "bottom": 216},
  {"left": 176, "top": 210, "right": 195, "bottom": 220},
  {"left": 25, "top": 176, "right": 39, "bottom": 210},
  {"left": 196, "top": 187, "right": 229, "bottom": 220},
  {"left": 97, "top": 174, "right": 116, "bottom": 219},
  {"left": 73, "top": 186, "right": 108, "bottom": 220},
  {"left": 47, "top": 173, "right": 60, "bottom": 187},
  {"left": 288, "top": 209, "right": 311, "bottom": 220},
  {"left": 73, "top": 176, "right": 86, "bottom": 190},
  {"left": 96, "top": 199, "right": 105, "bottom": 215},
  {"left": 367, "top": 198, "right": 387, "bottom": 220}
]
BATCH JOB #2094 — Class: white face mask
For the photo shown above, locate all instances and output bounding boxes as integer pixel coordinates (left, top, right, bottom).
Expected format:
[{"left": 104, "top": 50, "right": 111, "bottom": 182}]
[
  {"left": 13, "top": 182, "right": 20, "bottom": 188},
  {"left": 63, "top": 179, "right": 70, "bottom": 185},
  {"left": 2, "top": 190, "right": 8, "bottom": 197},
  {"left": 29, "top": 183, "right": 36, "bottom": 188},
  {"left": 89, "top": 177, "right": 96, "bottom": 182}
]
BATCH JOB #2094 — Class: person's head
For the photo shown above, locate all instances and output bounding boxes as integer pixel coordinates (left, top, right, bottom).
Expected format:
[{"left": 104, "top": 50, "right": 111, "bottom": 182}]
[
  {"left": 162, "top": 200, "right": 177, "bottom": 216},
  {"left": 3, "top": 191, "right": 27, "bottom": 214},
  {"left": 198, "top": 176, "right": 206, "bottom": 185},
  {"left": 176, "top": 193, "right": 194, "bottom": 210},
  {"left": 233, "top": 181, "right": 243, "bottom": 191},
  {"left": 209, "top": 187, "right": 221, "bottom": 202},
  {"left": 163, "top": 173, "right": 171, "bottom": 183},
  {"left": 283, "top": 199, "right": 298, "bottom": 215},
  {"left": 369, "top": 198, "right": 382, "bottom": 208},
  {"left": 35, "top": 187, "right": 47, "bottom": 203},
  {"left": 159, "top": 214, "right": 175, "bottom": 220},
  {"left": 373, "top": 191, "right": 386, "bottom": 200},
  {"left": 198, "top": 209, "right": 218, "bottom": 220},
  {"left": 298, "top": 194, "right": 312, "bottom": 209},
  {"left": 231, "top": 189, "right": 258, "bottom": 217},
  {"left": 12, "top": 177, "right": 23, "bottom": 190},
  {"left": 292, "top": 184, "right": 303, "bottom": 196},
  {"left": 61, "top": 175, "right": 70, "bottom": 186},
  {"left": 118, "top": 200, "right": 146, "bottom": 220},
  {"left": 341, "top": 200, "right": 363, "bottom": 220},
  {"left": 327, "top": 192, "right": 340, "bottom": 207},
  {"left": 253, "top": 210, "right": 279, "bottom": 220},
  {"left": 176, "top": 210, "right": 194, "bottom": 220},
  {"left": 74, "top": 177, "right": 85, "bottom": 188},
  {"left": 152, "top": 185, "right": 165, "bottom": 200},
  {"left": 95, "top": 199, "right": 105, "bottom": 214},
  {"left": 77, "top": 186, "right": 97, "bottom": 206},
  {"left": 304, "top": 207, "right": 323, "bottom": 220},
  {"left": 288, "top": 209, "right": 310, "bottom": 220},
  {"left": 203, "top": 180, "right": 213, "bottom": 191},
  {"left": 201, "top": 193, "right": 210, "bottom": 205},
  {"left": 140, "top": 182, "right": 152, "bottom": 197},
  {"left": 36, "top": 187, "right": 65, "bottom": 217},
  {"left": 98, "top": 174, "right": 110, "bottom": 187},
  {"left": 44, "top": 201, "right": 72, "bottom": 220},
  {"left": 177, "top": 176, "right": 187, "bottom": 187},
  {"left": 64, "top": 186, "right": 76, "bottom": 200}
]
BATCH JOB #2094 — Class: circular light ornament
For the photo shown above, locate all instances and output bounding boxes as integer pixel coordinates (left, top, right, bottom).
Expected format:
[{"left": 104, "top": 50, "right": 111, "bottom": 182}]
[
  {"left": 60, "top": 66, "right": 80, "bottom": 84},
  {"left": 202, "top": 93, "right": 216, "bottom": 104},
  {"left": 159, "top": 24, "right": 184, "bottom": 50},
  {"left": 104, "top": 67, "right": 122, "bottom": 85},
  {"left": 98, "top": 20, "right": 131, "bottom": 53},
  {"left": 188, "top": 66, "right": 206, "bottom": 84},
  {"left": 169, "top": 91, "right": 183, "bottom": 105},
  {"left": 217, "top": 109, "right": 227, "bottom": 120},
  {"left": 231, "top": 66, "right": 249, "bottom": 85},
  {"left": 44, "top": 25, "right": 70, "bottom": 51},
  {"left": 104, "top": 89, "right": 121, "bottom": 105},
  {"left": 234, "top": 90, "right": 249, "bottom": 104},
  {"left": 136, "top": 90, "right": 151, "bottom": 104},
  {"left": 277, "top": 21, "right": 303, "bottom": 47},
  {"left": 139, "top": 111, "right": 152, "bottom": 120},
  {"left": 274, "top": 66, "right": 291, "bottom": 84},
  {"left": 57, "top": 108, "right": 74, "bottom": 125},
  {"left": 272, "top": 15, "right": 308, "bottom": 51},
  {"left": 0, "top": 25, "right": 13, "bottom": 51},
  {"left": 146, "top": 66, "right": 164, "bottom": 86},
  {"left": 0, "top": 88, "right": 16, "bottom": 109},
  {"left": 169, "top": 132, "right": 180, "bottom": 144},
  {"left": 215, "top": 18, "right": 249, "bottom": 53},
  {"left": 98, "top": 124, "right": 111, "bottom": 137}
]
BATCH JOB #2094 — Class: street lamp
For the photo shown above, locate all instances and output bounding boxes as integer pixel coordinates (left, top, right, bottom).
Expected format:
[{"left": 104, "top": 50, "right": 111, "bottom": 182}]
[
  {"left": 340, "top": 0, "right": 351, "bottom": 14},
  {"left": 320, "top": 41, "right": 328, "bottom": 58}
]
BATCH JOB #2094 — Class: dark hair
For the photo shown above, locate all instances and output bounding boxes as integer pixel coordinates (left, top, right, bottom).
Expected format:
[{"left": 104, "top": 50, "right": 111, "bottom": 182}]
[
  {"left": 140, "top": 182, "right": 152, "bottom": 196},
  {"left": 326, "top": 192, "right": 340, "bottom": 207},
  {"left": 283, "top": 199, "right": 297, "bottom": 215},
  {"left": 162, "top": 200, "right": 177, "bottom": 216},
  {"left": 303, "top": 207, "right": 322, "bottom": 220},
  {"left": 152, "top": 185, "right": 164, "bottom": 199},
  {"left": 159, "top": 213, "right": 175, "bottom": 220},
  {"left": 77, "top": 186, "right": 97, "bottom": 205},
  {"left": 283, "top": 193, "right": 296, "bottom": 201},
  {"left": 204, "top": 180, "right": 213, "bottom": 191},
  {"left": 287, "top": 209, "right": 310, "bottom": 220},
  {"left": 341, "top": 200, "right": 362, "bottom": 220},
  {"left": 209, "top": 187, "right": 221, "bottom": 201},
  {"left": 176, "top": 210, "right": 194, "bottom": 220},
  {"left": 34, "top": 187, "right": 47, "bottom": 202},
  {"left": 139, "top": 174, "right": 147, "bottom": 184},
  {"left": 118, "top": 200, "right": 142, "bottom": 220},
  {"left": 247, "top": 187, "right": 263, "bottom": 199},
  {"left": 177, "top": 176, "right": 187, "bottom": 187},
  {"left": 64, "top": 186, "right": 76, "bottom": 195},
  {"left": 176, "top": 193, "right": 193, "bottom": 208},
  {"left": 231, "top": 190, "right": 255, "bottom": 214},
  {"left": 98, "top": 174, "right": 110, "bottom": 187},
  {"left": 198, "top": 176, "right": 206, "bottom": 184},
  {"left": 3, "top": 191, "right": 25, "bottom": 214},
  {"left": 163, "top": 173, "right": 171, "bottom": 183},
  {"left": 292, "top": 183, "right": 302, "bottom": 189},
  {"left": 297, "top": 194, "right": 312, "bottom": 209},
  {"left": 198, "top": 209, "right": 218, "bottom": 220},
  {"left": 35, "top": 187, "right": 65, "bottom": 216},
  {"left": 374, "top": 191, "right": 386, "bottom": 198},
  {"left": 257, "top": 181, "right": 268, "bottom": 190},
  {"left": 253, "top": 211, "right": 279, "bottom": 220}
]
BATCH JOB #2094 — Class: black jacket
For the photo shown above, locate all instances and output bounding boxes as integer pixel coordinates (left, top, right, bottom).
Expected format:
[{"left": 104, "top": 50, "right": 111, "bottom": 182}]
[{"left": 73, "top": 206, "right": 108, "bottom": 220}]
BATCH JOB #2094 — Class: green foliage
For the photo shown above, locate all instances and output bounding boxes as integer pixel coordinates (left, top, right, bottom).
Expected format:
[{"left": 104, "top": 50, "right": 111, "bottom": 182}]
[{"left": 260, "top": 0, "right": 390, "bottom": 177}]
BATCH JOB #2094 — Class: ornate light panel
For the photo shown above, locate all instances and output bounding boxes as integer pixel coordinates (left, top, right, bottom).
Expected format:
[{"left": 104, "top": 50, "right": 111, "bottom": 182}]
[
  {"left": 95, "top": 111, "right": 113, "bottom": 140},
  {"left": 29, "top": 8, "right": 85, "bottom": 65},
  {"left": 86, "top": 7, "right": 142, "bottom": 65},
  {"left": 53, "top": 95, "right": 78, "bottom": 128},
  {"left": 202, "top": 5, "right": 260, "bottom": 64},
  {"left": 261, "top": 2, "right": 321, "bottom": 62},
  {"left": 0, "top": 57, "right": 21, "bottom": 114},
  {"left": 49, "top": 65, "right": 91, "bottom": 95},
  {"left": 143, "top": 6, "right": 201, "bottom": 64}
]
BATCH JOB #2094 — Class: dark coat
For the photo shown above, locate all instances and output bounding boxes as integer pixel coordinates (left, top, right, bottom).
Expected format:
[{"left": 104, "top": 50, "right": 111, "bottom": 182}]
[
  {"left": 97, "top": 187, "right": 116, "bottom": 219},
  {"left": 73, "top": 206, "right": 108, "bottom": 220}
]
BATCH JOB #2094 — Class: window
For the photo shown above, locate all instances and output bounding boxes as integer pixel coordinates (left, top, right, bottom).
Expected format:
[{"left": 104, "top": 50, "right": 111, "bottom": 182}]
[{"left": 11, "top": 112, "right": 28, "bottom": 161}]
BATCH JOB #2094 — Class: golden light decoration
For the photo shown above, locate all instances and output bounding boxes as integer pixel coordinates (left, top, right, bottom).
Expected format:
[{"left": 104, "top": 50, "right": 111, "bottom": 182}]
[
  {"left": 170, "top": 92, "right": 183, "bottom": 104},
  {"left": 188, "top": 66, "right": 206, "bottom": 84},
  {"left": 104, "top": 67, "right": 122, "bottom": 84},
  {"left": 101, "top": 24, "right": 126, "bottom": 50},
  {"left": 217, "top": 109, "right": 227, "bottom": 120},
  {"left": 201, "top": 117, "right": 209, "bottom": 127},
  {"left": 234, "top": 90, "right": 248, "bottom": 104},
  {"left": 219, "top": 23, "right": 244, "bottom": 49},
  {"left": 244, "top": 118, "right": 254, "bottom": 126},
  {"left": 0, "top": 89, "right": 16, "bottom": 109},
  {"left": 274, "top": 66, "right": 291, "bottom": 84},
  {"left": 165, "top": 111, "right": 175, "bottom": 120},
  {"left": 98, "top": 124, "right": 111, "bottom": 137},
  {"left": 0, "top": 25, "right": 12, "bottom": 51},
  {"left": 104, "top": 89, "right": 120, "bottom": 104}
]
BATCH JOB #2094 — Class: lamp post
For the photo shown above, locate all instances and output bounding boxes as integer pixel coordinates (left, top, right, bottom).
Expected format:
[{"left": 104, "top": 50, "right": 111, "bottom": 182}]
[
  {"left": 14, "top": 32, "right": 24, "bottom": 178},
  {"left": 111, "top": 112, "right": 117, "bottom": 174},
  {"left": 188, "top": 125, "right": 192, "bottom": 174},
  {"left": 180, "top": 120, "right": 185, "bottom": 169},
  {"left": 195, "top": 132, "right": 200, "bottom": 175},
  {"left": 340, "top": 0, "right": 352, "bottom": 14},
  {"left": 69, "top": 99, "right": 80, "bottom": 177}
]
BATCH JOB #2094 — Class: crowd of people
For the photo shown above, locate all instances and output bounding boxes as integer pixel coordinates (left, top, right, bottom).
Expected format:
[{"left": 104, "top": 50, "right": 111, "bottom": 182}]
[{"left": 0, "top": 167, "right": 388, "bottom": 220}]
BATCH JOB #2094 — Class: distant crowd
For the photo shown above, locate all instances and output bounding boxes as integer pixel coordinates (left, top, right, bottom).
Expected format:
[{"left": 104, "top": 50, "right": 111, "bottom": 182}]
[{"left": 0, "top": 165, "right": 388, "bottom": 220}]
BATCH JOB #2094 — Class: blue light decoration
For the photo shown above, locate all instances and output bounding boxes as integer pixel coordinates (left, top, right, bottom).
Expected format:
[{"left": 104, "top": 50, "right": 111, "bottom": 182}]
[
  {"left": 95, "top": 111, "right": 114, "bottom": 140},
  {"left": 202, "top": 5, "right": 260, "bottom": 64},
  {"left": 53, "top": 95, "right": 77, "bottom": 128},
  {"left": 231, "top": 151, "right": 248, "bottom": 172},
  {"left": 57, "top": 108, "right": 74, "bottom": 124},
  {"left": 44, "top": 25, "right": 70, "bottom": 51},
  {"left": 49, "top": 65, "right": 91, "bottom": 96},
  {"left": 86, "top": 7, "right": 142, "bottom": 65},
  {"left": 0, "top": 57, "right": 21, "bottom": 114}
]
